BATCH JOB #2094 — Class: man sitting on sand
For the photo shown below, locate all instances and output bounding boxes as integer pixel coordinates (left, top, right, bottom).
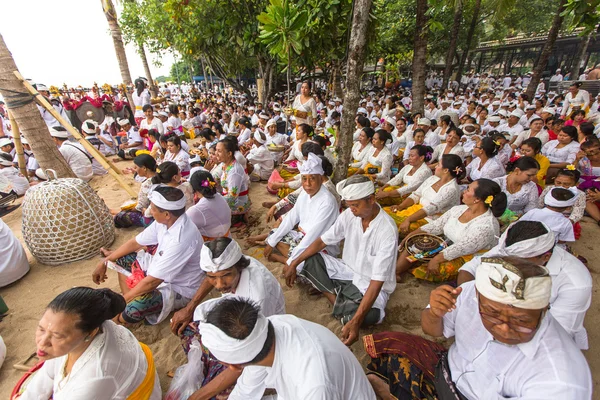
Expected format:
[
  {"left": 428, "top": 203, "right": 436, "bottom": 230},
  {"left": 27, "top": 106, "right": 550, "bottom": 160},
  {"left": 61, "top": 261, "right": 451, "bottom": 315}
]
[
  {"left": 285, "top": 175, "right": 398, "bottom": 345},
  {"left": 199, "top": 297, "right": 377, "bottom": 399},
  {"left": 365, "top": 256, "right": 592, "bottom": 399},
  {"left": 170, "top": 237, "right": 285, "bottom": 399}
]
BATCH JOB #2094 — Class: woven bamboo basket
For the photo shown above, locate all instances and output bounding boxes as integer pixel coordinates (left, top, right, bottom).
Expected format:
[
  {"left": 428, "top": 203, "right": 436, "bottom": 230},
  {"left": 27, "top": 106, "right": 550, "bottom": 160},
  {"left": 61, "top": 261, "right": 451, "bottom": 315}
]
[{"left": 21, "top": 172, "right": 114, "bottom": 265}]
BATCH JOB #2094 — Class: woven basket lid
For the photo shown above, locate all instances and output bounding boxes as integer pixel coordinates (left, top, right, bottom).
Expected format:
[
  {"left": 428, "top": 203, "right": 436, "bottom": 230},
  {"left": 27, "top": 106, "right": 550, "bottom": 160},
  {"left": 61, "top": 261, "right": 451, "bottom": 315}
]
[{"left": 21, "top": 173, "right": 114, "bottom": 265}]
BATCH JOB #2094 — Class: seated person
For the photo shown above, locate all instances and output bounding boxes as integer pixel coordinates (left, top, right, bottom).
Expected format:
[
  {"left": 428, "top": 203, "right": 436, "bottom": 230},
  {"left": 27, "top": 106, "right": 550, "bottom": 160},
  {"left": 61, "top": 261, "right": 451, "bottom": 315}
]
[
  {"left": 494, "top": 156, "right": 540, "bottom": 218},
  {"left": 397, "top": 178, "right": 506, "bottom": 282},
  {"left": 0, "top": 218, "right": 29, "bottom": 287},
  {"left": 117, "top": 118, "right": 145, "bottom": 159},
  {"left": 366, "top": 256, "right": 592, "bottom": 399},
  {"left": 216, "top": 139, "right": 251, "bottom": 221},
  {"left": 520, "top": 187, "right": 577, "bottom": 244},
  {"left": 280, "top": 123, "right": 314, "bottom": 178},
  {"left": 465, "top": 137, "right": 505, "bottom": 181},
  {"left": 199, "top": 297, "right": 377, "bottom": 399},
  {"left": 0, "top": 154, "right": 29, "bottom": 196},
  {"left": 48, "top": 126, "right": 93, "bottom": 182},
  {"left": 92, "top": 186, "right": 203, "bottom": 325},
  {"left": 385, "top": 154, "right": 463, "bottom": 233},
  {"left": 351, "top": 129, "right": 394, "bottom": 184},
  {"left": 458, "top": 220, "right": 592, "bottom": 349},
  {"left": 15, "top": 287, "right": 160, "bottom": 399},
  {"left": 285, "top": 175, "right": 398, "bottom": 345},
  {"left": 152, "top": 161, "right": 195, "bottom": 209},
  {"left": 169, "top": 238, "right": 285, "bottom": 400},
  {"left": 246, "top": 129, "right": 274, "bottom": 182},
  {"left": 163, "top": 135, "right": 190, "bottom": 176},
  {"left": 186, "top": 170, "right": 232, "bottom": 241}
]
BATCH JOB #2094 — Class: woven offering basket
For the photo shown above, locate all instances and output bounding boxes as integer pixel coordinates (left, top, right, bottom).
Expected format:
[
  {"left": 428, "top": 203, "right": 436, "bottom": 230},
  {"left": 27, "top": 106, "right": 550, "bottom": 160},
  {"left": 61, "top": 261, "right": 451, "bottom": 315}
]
[
  {"left": 21, "top": 172, "right": 114, "bottom": 265},
  {"left": 404, "top": 233, "right": 445, "bottom": 261}
]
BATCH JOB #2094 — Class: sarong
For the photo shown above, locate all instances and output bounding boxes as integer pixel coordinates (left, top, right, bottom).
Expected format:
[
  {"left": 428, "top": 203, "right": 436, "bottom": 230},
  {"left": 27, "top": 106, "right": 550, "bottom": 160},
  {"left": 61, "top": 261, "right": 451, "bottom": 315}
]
[
  {"left": 268, "top": 229, "right": 304, "bottom": 257},
  {"left": 279, "top": 166, "right": 298, "bottom": 180},
  {"left": 383, "top": 203, "right": 428, "bottom": 231},
  {"left": 299, "top": 254, "right": 380, "bottom": 326},
  {"left": 411, "top": 254, "right": 475, "bottom": 283},
  {"left": 127, "top": 342, "right": 156, "bottom": 400},
  {"left": 364, "top": 331, "right": 445, "bottom": 400},
  {"left": 277, "top": 187, "right": 295, "bottom": 199},
  {"left": 348, "top": 162, "right": 380, "bottom": 178},
  {"left": 114, "top": 210, "right": 153, "bottom": 228},
  {"left": 122, "top": 290, "right": 164, "bottom": 323},
  {"left": 377, "top": 185, "right": 407, "bottom": 207}
]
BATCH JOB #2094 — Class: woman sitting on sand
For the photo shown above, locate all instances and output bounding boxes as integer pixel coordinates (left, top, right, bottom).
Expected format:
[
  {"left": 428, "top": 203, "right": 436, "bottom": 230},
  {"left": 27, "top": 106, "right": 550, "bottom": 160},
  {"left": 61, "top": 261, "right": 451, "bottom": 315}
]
[
  {"left": 186, "top": 170, "right": 232, "bottom": 241},
  {"left": 216, "top": 139, "right": 251, "bottom": 224},
  {"left": 152, "top": 161, "right": 195, "bottom": 210},
  {"left": 14, "top": 287, "right": 161, "bottom": 399},
  {"left": 92, "top": 186, "right": 203, "bottom": 326}
]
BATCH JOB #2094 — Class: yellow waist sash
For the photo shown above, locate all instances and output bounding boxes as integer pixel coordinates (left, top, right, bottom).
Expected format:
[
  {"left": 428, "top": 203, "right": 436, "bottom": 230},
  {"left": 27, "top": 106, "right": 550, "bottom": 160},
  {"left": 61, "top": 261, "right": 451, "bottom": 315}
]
[
  {"left": 135, "top": 105, "right": 143, "bottom": 110},
  {"left": 127, "top": 342, "right": 155, "bottom": 400}
]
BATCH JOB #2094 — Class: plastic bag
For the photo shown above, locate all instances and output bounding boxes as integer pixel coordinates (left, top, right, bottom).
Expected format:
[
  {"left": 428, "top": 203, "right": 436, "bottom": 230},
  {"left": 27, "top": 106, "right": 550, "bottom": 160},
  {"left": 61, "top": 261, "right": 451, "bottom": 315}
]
[
  {"left": 267, "top": 170, "right": 284, "bottom": 194},
  {"left": 165, "top": 340, "right": 204, "bottom": 400}
]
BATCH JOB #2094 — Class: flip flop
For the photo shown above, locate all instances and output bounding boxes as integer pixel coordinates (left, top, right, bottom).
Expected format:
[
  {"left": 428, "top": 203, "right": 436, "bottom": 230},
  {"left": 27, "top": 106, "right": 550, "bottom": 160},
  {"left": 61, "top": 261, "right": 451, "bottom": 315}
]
[{"left": 0, "top": 204, "right": 19, "bottom": 218}]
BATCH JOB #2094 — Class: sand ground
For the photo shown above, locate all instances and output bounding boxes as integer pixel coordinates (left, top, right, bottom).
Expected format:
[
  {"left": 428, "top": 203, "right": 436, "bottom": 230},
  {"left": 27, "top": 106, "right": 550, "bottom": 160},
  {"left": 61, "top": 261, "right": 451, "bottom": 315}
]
[{"left": 0, "top": 160, "right": 598, "bottom": 398}]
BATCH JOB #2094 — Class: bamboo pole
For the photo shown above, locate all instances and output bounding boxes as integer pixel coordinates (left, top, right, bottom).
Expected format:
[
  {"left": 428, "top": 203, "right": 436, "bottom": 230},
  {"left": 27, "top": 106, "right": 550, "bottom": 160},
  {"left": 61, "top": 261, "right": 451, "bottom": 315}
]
[
  {"left": 7, "top": 111, "right": 27, "bottom": 177},
  {"left": 14, "top": 71, "right": 138, "bottom": 198}
]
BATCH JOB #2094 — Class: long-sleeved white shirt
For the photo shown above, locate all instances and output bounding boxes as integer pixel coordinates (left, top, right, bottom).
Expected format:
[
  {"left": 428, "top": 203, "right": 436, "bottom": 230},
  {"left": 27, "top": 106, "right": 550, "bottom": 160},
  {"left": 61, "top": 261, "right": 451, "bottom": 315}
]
[{"left": 386, "top": 162, "right": 432, "bottom": 197}]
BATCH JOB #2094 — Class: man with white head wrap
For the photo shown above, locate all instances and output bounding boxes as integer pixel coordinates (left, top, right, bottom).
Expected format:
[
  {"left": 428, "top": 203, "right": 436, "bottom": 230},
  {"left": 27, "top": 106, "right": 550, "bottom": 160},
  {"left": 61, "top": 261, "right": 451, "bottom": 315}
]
[
  {"left": 199, "top": 297, "right": 376, "bottom": 400},
  {"left": 49, "top": 126, "right": 93, "bottom": 182},
  {"left": 264, "top": 153, "right": 339, "bottom": 267},
  {"left": 264, "top": 118, "right": 288, "bottom": 164},
  {"left": 417, "top": 117, "right": 441, "bottom": 148},
  {"left": 117, "top": 118, "right": 145, "bottom": 160},
  {"left": 458, "top": 220, "right": 592, "bottom": 349},
  {"left": 287, "top": 174, "right": 398, "bottom": 345},
  {"left": 519, "top": 187, "right": 578, "bottom": 243},
  {"left": 246, "top": 129, "right": 274, "bottom": 181},
  {"left": 92, "top": 185, "right": 203, "bottom": 326},
  {"left": 171, "top": 238, "right": 285, "bottom": 400}
]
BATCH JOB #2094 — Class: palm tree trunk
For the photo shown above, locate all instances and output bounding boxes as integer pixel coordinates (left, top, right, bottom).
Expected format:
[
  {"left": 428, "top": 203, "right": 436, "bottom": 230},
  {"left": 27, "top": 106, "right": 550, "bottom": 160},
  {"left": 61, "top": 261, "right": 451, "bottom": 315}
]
[
  {"left": 138, "top": 43, "right": 158, "bottom": 98},
  {"left": 525, "top": 0, "right": 567, "bottom": 100},
  {"left": 200, "top": 56, "right": 208, "bottom": 91},
  {"left": 411, "top": 0, "right": 429, "bottom": 115},
  {"left": 442, "top": 1, "right": 463, "bottom": 90},
  {"left": 456, "top": 0, "right": 481, "bottom": 86},
  {"left": 101, "top": 0, "right": 134, "bottom": 105},
  {"left": 332, "top": 0, "right": 374, "bottom": 183},
  {"left": 570, "top": 32, "right": 592, "bottom": 81},
  {"left": 0, "top": 34, "right": 75, "bottom": 178}
]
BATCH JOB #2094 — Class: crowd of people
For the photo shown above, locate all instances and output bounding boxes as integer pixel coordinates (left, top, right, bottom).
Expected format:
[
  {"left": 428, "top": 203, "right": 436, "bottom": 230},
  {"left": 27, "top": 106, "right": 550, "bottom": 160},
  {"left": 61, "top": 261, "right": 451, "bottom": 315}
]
[{"left": 1, "top": 69, "right": 599, "bottom": 399}]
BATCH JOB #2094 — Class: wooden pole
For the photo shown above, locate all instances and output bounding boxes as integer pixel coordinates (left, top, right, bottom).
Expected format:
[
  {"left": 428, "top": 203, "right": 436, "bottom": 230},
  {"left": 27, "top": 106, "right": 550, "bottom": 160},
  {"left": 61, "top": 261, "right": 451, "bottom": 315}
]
[
  {"left": 14, "top": 71, "right": 138, "bottom": 198},
  {"left": 7, "top": 111, "right": 27, "bottom": 177}
]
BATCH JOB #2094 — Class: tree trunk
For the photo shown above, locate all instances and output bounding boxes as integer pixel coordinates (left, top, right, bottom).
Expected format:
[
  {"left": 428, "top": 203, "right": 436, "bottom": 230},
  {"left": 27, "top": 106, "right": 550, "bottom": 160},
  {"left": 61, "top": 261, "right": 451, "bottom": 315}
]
[
  {"left": 456, "top": 0, "right": 481, "bottom": 86},
  {"left": 526, "top": 0, "right": 567, "bottom": 100},
  {"left": 200, "top": 56, "right": 208, "bottom": 91},
  {"left": 570, "top": 32, "right": 592, "bottom": 81},
  {"left": 0, "top": 34, "right": 75, "bottom": 178},
  {"left": 332, "top": 0, "right": 374, "bottom": 184},
  {"left": 442, "top": 1, "right": 463, "bottom": 90},
  {"left": 411, "top": 0, "right": 429, "bottom": 116},
  {"left": 138, "top": 43, "right": 158, "bottom": 98}
]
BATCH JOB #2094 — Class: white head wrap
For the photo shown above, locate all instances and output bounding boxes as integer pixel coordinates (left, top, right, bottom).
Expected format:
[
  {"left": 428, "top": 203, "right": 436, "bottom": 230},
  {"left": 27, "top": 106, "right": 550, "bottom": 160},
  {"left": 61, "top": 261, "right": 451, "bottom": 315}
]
[
  {"left": 336, "top": 178, "right": 375, "bottom": 201},
  {"left": 199, "top": 311, "right": 269, "bottom": 364},
  {"left": 200, "top": 239, "right": 243, "bottom": 272},
  {"left": 118, "top": 118, "right": 131, "bottom": 127},
  {"left": 385, "top": 116, "right": 396, "bottom": 127},
  {"left": 0, "top": 156, "right": 13, "bottom": 167},
  {"left": 265, "top": 119, "right": 277, "bottom": 129},
  {"left": 81, "top": 119, "right": 98, "bottom": 134},
  {"left": 0, "top": 138, "right": 12, "bottom": 147},
  {"left": 49, "top": 127, "right": 69, "bottom": 138},
  {"left": 485, "top": 221, "right": 555, "bottom": 258},
  {"left": 544, "top": 187, "right": 579, "bottom": 208},
  {"left": 36, "top": 84, "right": 48, "bottom": 91},
  {"left": 417, "top": 117, "right": 431, "bottom": 126},
  {"left": 298, "top": 153, "right": 324, "bottom": 175},
  {"left": 476, "top": 257, "right": 552, "bottom": 310},
  {"left": 357, "top": 107, "right": 368, "bottom": 115},
  {"left": 148, "top": 186, "right": 187, "bottom": 210},
  {"left": 488, "top": 116, "right": 501, "bottom": 123},
  {"left": 253, "top": 129, "right": 267, "bottom": 144}
]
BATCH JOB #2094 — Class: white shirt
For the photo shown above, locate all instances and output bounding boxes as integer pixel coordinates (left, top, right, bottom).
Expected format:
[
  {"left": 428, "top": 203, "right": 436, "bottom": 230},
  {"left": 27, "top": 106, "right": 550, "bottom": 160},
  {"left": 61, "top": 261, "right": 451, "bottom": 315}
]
[
  {"left": 135, "top": 214, "right": 203, "bottom": 300},
  {"left": 520, "top": 208, "right": 575, "bottom": 242},
  {"left": 124, "top": 127, "right": 145, "bottom": 150},
  {"left": 140, "top": 117, "right": 164, "bottom": 135},
  {"left": 132, "top": 89, "right": 151, "bottom": 118},
  {"left": 59, "top": 141, "right": 93, "bottom": 182},
  {"left": 421, "top": 205, "right": 499, "bottom": 260},
  {"left": 229, "top": 315, "right": 376, "bottom": 400},
  {"left": 267, "top": 185, "right": 339, "bottom": 266},
  {"left": 359, "top": 146, "right": 393, "bottom": 184},
  {"left": 238, "top": 128, "right": 252, "bottom": 145},
  {"left": 430, "top": 143, "right": 466, "bottom": 162},
  {"left": 0, "top": 167, "right": 29, "bottom": 195},
  {"left": 247, "top": 144, "right": 275, "bottom": 180},
  {"left": 185, "top": 193, "right": 231, "bottom": 238},
  {"left": 351, "top": 141, "right": 372, "bottom": 164},
  {"left": 164, "top": 149, "right": 190, "bottom": 174},
  {"left": 409, "top": 175, "right": 461, "bottom": 220},
  {"left": 466, "top": 156, "right": 506, "bottom": 181},
  {"left": 386, "top": 162, "right": 432, "bottom": 197},
  {"left": 496, "top": 122, "right": 524, "bottom": 138},
  {"left": 21, "top": 321, "right": 161, "bottom": 400},
  {"left": 542, "top": 140, "right": 580, "bottom": 164},
  {"left": 493, "top": 176, "right": 539, "bottom": 216},
  {"left": 423, "top": 130, "right": 441, "bottom": 148},
  {"left": 0, "top": 218, "right": 29, "bottom": 287},
  {"left": 442, "top": 282, "right": 592, "bottom": 399},
  {"left": 513, "top": 129, "right": 550, "bottom": 148}
]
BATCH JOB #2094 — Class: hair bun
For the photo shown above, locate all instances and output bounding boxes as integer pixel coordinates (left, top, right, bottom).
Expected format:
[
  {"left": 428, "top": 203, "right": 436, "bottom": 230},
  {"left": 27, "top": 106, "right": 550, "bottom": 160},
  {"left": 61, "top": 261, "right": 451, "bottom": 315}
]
[{"left": 99, "top": 289, "right": 127, "bottom": 320}]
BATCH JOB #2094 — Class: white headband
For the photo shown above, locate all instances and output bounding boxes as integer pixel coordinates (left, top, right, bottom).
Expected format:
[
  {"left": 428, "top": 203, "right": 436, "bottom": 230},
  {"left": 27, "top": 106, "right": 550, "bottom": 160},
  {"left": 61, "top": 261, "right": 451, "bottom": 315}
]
[
  {"left": 253, "top": 129, "right": 266, "bottom": 144},
  {"left": 0, "top": 157, "right": 13, "bottom": 167},
  {"left": 544, "top": 187, "right": 579, "bottom": 208},
  {"left": 199, "top": 312, "right": 269, "bottom": 364},
  {"left": 476, "top": 257, "right": 552, "bottom": 310},
  {"left": 298, "top": 153, "right": 324, "bottom": 176},
  {"left": 486, "top": 221, "right": 555, "bottom": 259},
  {"left": 148, "top": 187, "right": 187, "bottom": 210},
  {"left": 336, "top": 179, "right": 375, "bottom": 201},
  {"left": 81, "top": 120, "right": 98, "bottom": 134},
  {"left": 200, "top": 240, "right": 243, "bottom": 272},
  {"left": 118, "top": 118, "right": 130, "bottom": 127}
]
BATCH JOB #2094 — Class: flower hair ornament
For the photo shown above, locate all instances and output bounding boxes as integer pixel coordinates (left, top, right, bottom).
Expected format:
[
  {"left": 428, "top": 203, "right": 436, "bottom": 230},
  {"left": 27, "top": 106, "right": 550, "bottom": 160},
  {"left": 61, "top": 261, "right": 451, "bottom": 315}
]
[
  {"left": 453, "top": 166, "right": 463, "bottom": 174},
  {"left": 484, "top": 195, "right": 494, "bottom": 205},
  {"left": 493, "top": 140, "right": 501, "bottom": 146},
  {"left": 426, "top": 151, "right": 432, "bottom": 159},
  {"left": 201, "top": 179, "right": 216, "bottom": 188},
  {"left": 566, "top": 164, "right": 576, "bottom": 171},
  {"left": 156, "top": 168, "right": 161, "bottom": 173}
]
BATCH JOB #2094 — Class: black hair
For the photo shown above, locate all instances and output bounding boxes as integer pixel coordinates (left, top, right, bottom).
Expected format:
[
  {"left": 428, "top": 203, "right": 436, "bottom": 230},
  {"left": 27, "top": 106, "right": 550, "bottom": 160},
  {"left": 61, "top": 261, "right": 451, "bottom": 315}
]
[
  {"left": 301, "top": 81, "right": 312, "bottom": 90},
  {"left": 205, "top": 297, "right": 274, "bottom": 365},
  {"left": 147, "top": 129, "right": 161, "bottom": 142},
  {"left": 529, "top": 117, "right": 544, "bottom": 126},
  {"left": 473, "top": 178, "right": 507, "bottom": 217},
  {"left": 238, "top": 117, "right": 252, "bottom": 128},
  {"left": 298, "top": 123, "right": 314, "bottom": 137},
  {"left": 168, "top": 104, "right": 179, "bottom": 115},
  {"left": 548, "top": 187, "right": 575, "bottom": 204},
  {"left": 570, "top": 81, "right": 583, "bottom": 88},
  {"left": 142, "top": 104, "right": 153, "bottom": 113},
  {"left": 0, "top": 152, "right": 12, "bottom": 163},
  {"left": 218, "top": 138, "right": 237, "bottom": 159},
  {"left": 317, "top": 155, "right": 333, "bottom": 176},
  {"left": 84, "top": 121, "right": 96, "bottom": 134},
  {"left": 448, "top": 126, "right": 464, "bottom": 138},
  {"left": 560, "top": 126, "right": 578, "bottom": 142},
  {"left": 152, "top": 161, "right": 180, "bottom": 184},
  {"left": 506, "top": 155, "right": 540, "bottom": 173},
  {"left": 579, "top": 122, "right": 594, "bottom": 136},
  {"left": 478, "top": 137, "right": 500, "bottom": 158},
  {"left": 410, "top": 144, "right": 434, "bottom": 162},
  {"left": 301, "top": 141, "right": 324, "bottom": 157},
  {"left": 166, "top": 135, "right": 182, "bottom": 149},
  {"left": 505, "top": 221, "right": 552, "bottom": 248},
  {"left": 205, "top": 237, "right": 250, "bottom": 270},
  {"left": 133, "top": 154, "right": 157, "bottom": 172},
  {"left": 213, "top": 122, "right": 225, "bottom": 136},
  {"left": 491, "top": 132, "right": 507, "bottom": 143},
  {"left": 556, "top": 168, "right": 581, "bottom": 182},
  {"left": 357, "top": 116, "right": 370, "bottom": 128},
  {"left": 374, "top": 129, "right": 393, "bottom": 145},
  {"left": 200, "top": 128, "right": 217, "bottom": 141},
  {"left": 331, "top": 111, "right": 340, "bottom": 119},
  {"left": 190, "top": 170, "right": 217, "bottom": 199},
  {"left": 135, "top": 78, "right": 146, "bottom": 97},
  {"left": 312, "top": 134, "right": 330, "bottom": 148},
  {"left": 151, "top": 185, "right": 186, "bottom": 216},
  {"left": 581, "top": 137, "right": 600, "bottom": 150},
  {"left": 441, "top": 154, "right": 465, "bottom": 180},
  {"left": 521, "top": 137, "right": 542, "bottom": 154},
  {"left": 48, "top": 287, "right": 126, "bottom": 333}
]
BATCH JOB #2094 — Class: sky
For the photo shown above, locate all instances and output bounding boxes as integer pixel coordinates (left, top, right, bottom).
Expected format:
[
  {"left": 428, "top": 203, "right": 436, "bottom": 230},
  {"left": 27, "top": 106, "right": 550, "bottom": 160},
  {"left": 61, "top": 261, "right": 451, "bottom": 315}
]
[{"left": 1, "top": 0, "right": 174, "bottom": 88}]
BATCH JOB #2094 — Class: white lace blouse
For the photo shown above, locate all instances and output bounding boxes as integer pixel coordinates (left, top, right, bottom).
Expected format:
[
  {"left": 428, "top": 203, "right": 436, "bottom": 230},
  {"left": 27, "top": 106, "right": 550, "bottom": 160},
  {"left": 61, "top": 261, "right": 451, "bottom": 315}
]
[
  {"left": 359, "top": 146, "right": 394, "bottom": 184},
  {"left": 350, "top": 141, "right": 373, "bottom": 165},
  {"left": 542, "top": 140, "right": 580, "bottom": 164},
  {"left": 493, "top": 175, "right": 539, "bottom": 216},
  {"left": 431, "top": 143, "right": 466, "bottom": 162},
  {"left": 387, "top": 162, "right": 432, "bottom": 196},
  {"left": 466, "top": 156, "right": 506, "bottom": 181},
  {"left": 409, "top": 176, "right": 461, "bottom": 219},
  {"left": 421, "top": 205, "right": 499, "bottom": 260}
]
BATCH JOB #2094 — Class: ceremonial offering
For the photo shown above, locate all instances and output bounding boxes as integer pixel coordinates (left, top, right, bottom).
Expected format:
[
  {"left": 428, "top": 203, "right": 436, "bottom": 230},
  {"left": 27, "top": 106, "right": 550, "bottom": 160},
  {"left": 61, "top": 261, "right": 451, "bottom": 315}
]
[{"left": 404, "top": 234, "right": 447, "bottom": 262}]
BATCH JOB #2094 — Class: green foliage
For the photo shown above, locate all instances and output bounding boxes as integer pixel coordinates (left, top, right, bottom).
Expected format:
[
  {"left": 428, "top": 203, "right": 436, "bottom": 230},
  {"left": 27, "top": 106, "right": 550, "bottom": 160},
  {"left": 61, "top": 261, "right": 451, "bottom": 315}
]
[
  {"left": 562, "top": 0, "right": 600, "bottom": 34},
  {"left": 258, "top": 0, "right": 309, "bottom": 64}
]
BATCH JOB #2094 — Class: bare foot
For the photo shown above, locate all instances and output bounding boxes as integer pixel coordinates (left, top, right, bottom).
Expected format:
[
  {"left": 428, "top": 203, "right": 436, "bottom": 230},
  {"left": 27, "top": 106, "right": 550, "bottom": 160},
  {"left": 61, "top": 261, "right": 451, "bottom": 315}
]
[
  {"left": 100, "top": 247, "right": 113, "bottom": 258},
  {"left": 247, "top": 238, "right": 266, "bottom": 246},
  {"left": 268, "top": 253, "right": 288, "bottom": 265},
  {"left": 367, "top": 374, "right": 395, "bottom": 400},
  {"left": 262, "top": 201, "right": 276, "bottom": 208}
]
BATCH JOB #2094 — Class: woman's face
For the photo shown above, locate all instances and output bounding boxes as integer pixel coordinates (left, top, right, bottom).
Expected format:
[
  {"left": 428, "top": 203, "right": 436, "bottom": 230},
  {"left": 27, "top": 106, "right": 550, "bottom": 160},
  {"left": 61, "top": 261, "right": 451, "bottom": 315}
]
[
  {"left": 301, "top": 83, "right": 310, "bottom": 96},
  {"left": 557, "top": 130, "right": 573, "bottom": 144},
  {"left": 216, "top": 142, "right": 232, "bottom": 163},
  {"left": 144, "top": 108, "right": 153, "bottom": 119},
  {"left": 554, "top": 174, "right": 576, "bottom": 189},
  {"left": 396, "top": 120, "right": 406, "bottom": 133},
  {"left": 414, "top": 131, "right": 425, "bottom": 144},
  {"left": 446, "top": 131, "right": 459, "bottom": 146},
  {"left": 520, "top": 144, "right": 535, "bottom": 157},
  {"left": 462, "top": 181, "right": 478, "bottom": 205},
  {"left": 167, "top": 141, "right": 180, "bottom": 153},
  {"left": 530, "top": 120, "right": 544, "bottom": 132},
  {"left": 134, "top": 164, "right": 147, "bottom": 177},
  {"left": 514, "top": 168, "right": 538, "bottom": 184},
  {"left": 35, "top": 310, "right": 88, "bottom": 361},
  {"left": 584, "top": 145, "right": 600, "bottom": 162},
  {"left": 473, "top": 139, "right": 483, "bottom": 157},
  {"left": 296, "top": 126, "right": 306, "bottom": 140},
  {"left": 574, "top": 113, "right": 584, "bottom": 122},
  {"left": 408, "top": 149, "right": 424, "bottom": 166},
  {"left": 434, "top": 160, "right": 445, "bottom": 177},
  {"left": 358, "top": 130, "right": 369, "bottom": 145},
  {"left": 320, "top": 109, "right": 327, "bottom": 119},
  {"left": 372, "top": 133, "right": 384, "bottom": 149},
  {"left": 268, "top": 124, "right": 276, "bottom": 135}
]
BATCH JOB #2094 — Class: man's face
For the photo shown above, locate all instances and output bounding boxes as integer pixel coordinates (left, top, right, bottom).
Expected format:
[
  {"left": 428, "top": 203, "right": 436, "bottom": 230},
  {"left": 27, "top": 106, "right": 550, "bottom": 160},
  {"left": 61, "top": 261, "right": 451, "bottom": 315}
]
[
  {"left": 344, "top": 195, "right": 375, "bottom": 218},
  {"left": 206, "top": 267, "right": 241, "bottom": 294},
  {"left": 302, "top": 174, "right": 324, "bottom": 196}
]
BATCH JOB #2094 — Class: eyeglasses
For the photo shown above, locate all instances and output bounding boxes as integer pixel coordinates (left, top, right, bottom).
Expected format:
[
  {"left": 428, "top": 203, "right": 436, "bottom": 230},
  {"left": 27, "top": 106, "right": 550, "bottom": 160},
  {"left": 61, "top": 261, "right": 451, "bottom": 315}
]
[{"left": 477, "top": 296, "right": 543, "bottom": 334}]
